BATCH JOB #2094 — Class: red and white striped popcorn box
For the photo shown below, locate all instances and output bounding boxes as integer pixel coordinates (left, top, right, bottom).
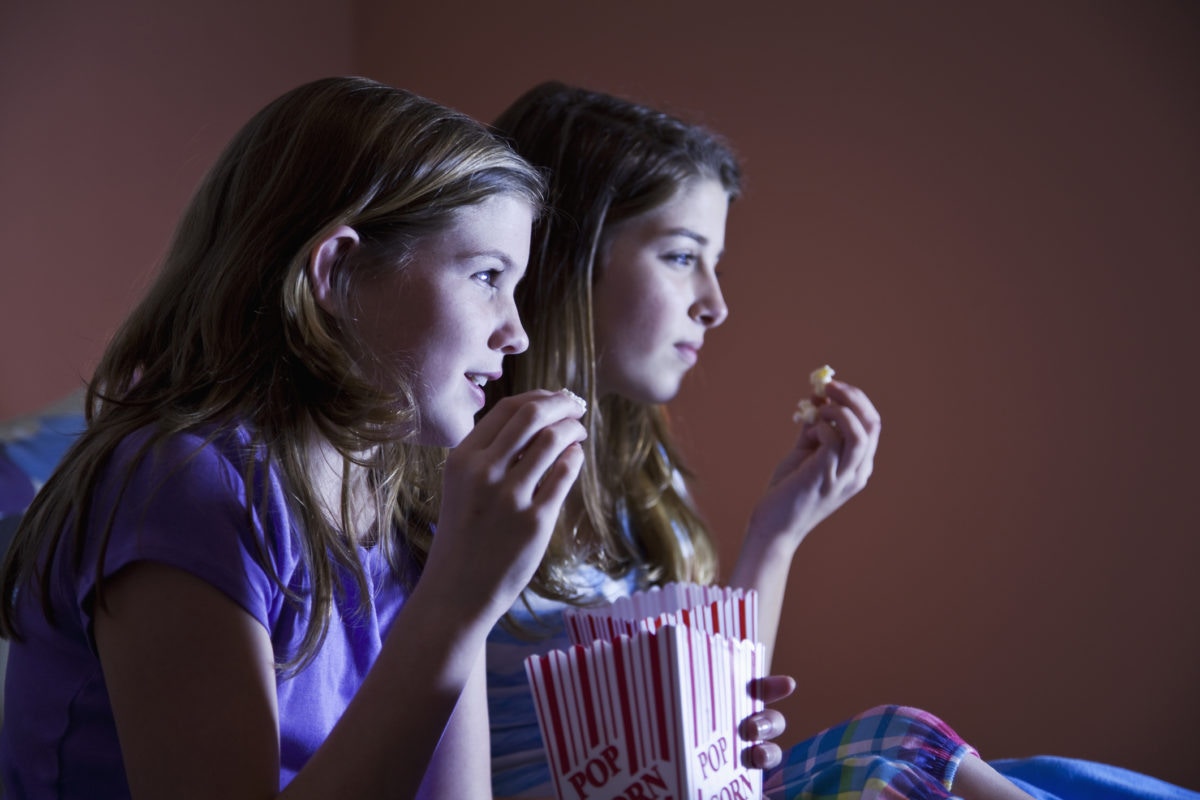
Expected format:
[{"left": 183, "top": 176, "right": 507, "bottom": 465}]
[
  {"left": 562, "top": 583, "right": 758, "bottom": 646},
  {"left": 525, "top": 585, "right": 764, "bottom": 800}
]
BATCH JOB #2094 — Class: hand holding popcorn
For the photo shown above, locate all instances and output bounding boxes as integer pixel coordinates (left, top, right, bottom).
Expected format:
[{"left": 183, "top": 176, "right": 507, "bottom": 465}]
[{"left": 792, "top": 364, "right": 835, "bottom": 424}]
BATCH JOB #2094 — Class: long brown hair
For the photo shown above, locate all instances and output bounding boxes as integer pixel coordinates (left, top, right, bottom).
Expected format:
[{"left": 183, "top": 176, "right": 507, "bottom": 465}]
[
  {"left": 487, "top": 81, "right": 741, "bottom": 605},
  {"left": 0, "top": 76, "right": 544, "bottom": 672}
]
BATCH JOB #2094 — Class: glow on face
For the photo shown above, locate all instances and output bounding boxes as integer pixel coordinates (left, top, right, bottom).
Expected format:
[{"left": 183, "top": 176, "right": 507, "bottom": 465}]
[
  {"left": 592, "top": 176, "right": 730, "bottom": 404},
  {"left": 353, "top": 193, "right": 534, "bottom": 446}
]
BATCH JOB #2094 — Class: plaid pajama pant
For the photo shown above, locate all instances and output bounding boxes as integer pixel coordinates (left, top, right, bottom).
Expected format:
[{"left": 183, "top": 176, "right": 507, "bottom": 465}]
[{"left": 765, "top": 705, "right": 978, "bottom": 800}]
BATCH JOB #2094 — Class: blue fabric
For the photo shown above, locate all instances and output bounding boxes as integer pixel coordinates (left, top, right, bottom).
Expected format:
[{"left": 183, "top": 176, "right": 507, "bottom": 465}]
[
  {"left": 0, "top": 410, "right": 85, "bottom": 485},
  {"left": 0, "top": 450, "right": 35, "bottom": 516},
  {"left": 0, "top": 401, "right": 85, "bottom": 520},
  {"left": 992, "top": 756, "right": 1199, "bottom": 800}
]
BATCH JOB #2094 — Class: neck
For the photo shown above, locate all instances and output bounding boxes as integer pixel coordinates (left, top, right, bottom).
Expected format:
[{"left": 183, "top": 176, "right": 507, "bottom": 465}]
[{"left": 308, "top": 435, "right": 377, "bottom": 543}]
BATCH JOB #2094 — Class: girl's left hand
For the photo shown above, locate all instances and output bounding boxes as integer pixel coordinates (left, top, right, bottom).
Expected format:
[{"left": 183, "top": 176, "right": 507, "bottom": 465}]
[
  {"left": 747, "top": 380, "right": 881, "bottom": 553},
  {"left": 739, "top": 674, "right": 796, "bottom": 770}
]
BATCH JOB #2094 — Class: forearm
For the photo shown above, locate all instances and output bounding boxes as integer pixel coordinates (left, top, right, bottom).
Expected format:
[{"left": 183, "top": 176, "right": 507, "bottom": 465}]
[
  {"left": 727, "top": 524, "right": 800, "bottom": 671},
  {"left": 417, "top": 651, "right": 494, "bottom": 799}
]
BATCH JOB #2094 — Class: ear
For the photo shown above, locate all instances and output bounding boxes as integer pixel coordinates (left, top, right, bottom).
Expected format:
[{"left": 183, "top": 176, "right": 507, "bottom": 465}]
[{"left": 308, "top": 225, "right": 361, "bottom": 315}]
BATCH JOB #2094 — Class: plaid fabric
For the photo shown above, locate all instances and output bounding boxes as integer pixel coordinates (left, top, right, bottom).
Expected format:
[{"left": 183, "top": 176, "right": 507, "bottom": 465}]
[{"left": 765, "top": 705, "right": 979, "bottom": 800}]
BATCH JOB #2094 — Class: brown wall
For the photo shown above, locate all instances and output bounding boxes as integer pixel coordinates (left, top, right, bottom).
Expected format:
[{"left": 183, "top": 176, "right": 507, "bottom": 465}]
[
  {"left": 0, "top": 0, "right": 353, "bottom": 417},
  {"left": 358, "top": 0, "right": 1200, "bottom": 787},
  {"left": 2, "top": 0, "right": 1198, "bottom": 789}
]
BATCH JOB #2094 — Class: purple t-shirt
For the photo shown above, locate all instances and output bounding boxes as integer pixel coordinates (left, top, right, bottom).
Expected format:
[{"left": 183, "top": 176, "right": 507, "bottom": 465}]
[{"left": 0, "top": 426, "right": 408, "bottom": 797}]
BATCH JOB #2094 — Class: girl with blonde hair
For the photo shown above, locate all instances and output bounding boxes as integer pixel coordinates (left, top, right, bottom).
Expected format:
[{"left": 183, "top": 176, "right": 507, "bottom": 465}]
[
  {"left": 483, "top": 81, "right": 1037, "bottom": 800},
  {"left": 0, "top": 75, "right": 588, "bottom": 798}
]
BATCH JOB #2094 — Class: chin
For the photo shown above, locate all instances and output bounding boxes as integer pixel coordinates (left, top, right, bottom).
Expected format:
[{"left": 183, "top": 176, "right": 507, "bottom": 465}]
[
  {"left": 602, "top": 373, "right": 684, "bottom": 406},
  {"left": 629, "top": 383, "right": 683, "bottom": 406}
]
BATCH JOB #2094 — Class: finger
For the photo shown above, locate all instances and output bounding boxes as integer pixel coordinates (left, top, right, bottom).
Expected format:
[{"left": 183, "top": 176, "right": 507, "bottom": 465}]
[
  {"left": 486, "top": 391, "right": 587, "bottom": 465},
  {"left": 466, "top": 389, "right": 559, "bottom": 449},
  {"left": 529, "top": 442, "right": 585, "bottom": 520},
  {"left": 791, "top": 418, "right": 822, "bottom": 453},
  {"left": 817, "top": 402, "right": 869, "bottom": 480},
  {"left": 812, "top": 421, "right": 842, "bottom": 489},
  {"left": 824, "top": 380, "right": 881, "bottom": 431},
  {"left": 505, "top": 418, "right": 588, "bottom": 499},
  {"left": 738, "top": 708, "right": 787, "bottom": 741},
  {"left": 749, "top": 674, "right": 796, "bottom": 704},
  {"left": 823, "top": 382, "right": 882, "bottom": 485},
  {"left": 741, "top": 742, "right": 783, "bottom": 771}
]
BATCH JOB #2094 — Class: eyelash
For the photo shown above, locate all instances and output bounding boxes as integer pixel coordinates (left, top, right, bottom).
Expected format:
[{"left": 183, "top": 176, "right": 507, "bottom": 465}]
[
  {"left": 473, "top": 269, "right": 502, "bottom": 287},
  {"left": 664, "top": 252, "right": 698, "bottom": 268}
]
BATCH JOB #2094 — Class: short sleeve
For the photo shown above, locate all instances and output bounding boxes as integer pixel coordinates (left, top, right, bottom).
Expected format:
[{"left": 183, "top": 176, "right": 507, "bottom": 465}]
[{"left": 74, "top": 428, "right": 292, "bottom": 648}]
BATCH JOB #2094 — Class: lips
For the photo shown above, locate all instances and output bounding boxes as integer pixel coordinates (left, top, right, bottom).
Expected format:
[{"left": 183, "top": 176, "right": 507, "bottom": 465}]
[
  {"left": 674, "top": 342, "right": 701, "bottom": 366},
  {"left": 465, "top": 371, "right": 502, "bottom": 406}
]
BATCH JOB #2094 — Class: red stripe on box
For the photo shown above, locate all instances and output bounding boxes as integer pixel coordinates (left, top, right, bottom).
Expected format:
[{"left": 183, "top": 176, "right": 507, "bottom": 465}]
[
  {"left": 537, "top": 656, "right": 572, "bottom": 778},
  {"left": 613, "top": 636, "right": 640, "bottom": 776},
  {"left": 564, "top": 649, "right": 584, "bottom": 758},
  {"left": 573, "top": 644, "right": 599, "bottom": 749},
  {"left": 649, "top": 627, "right": 670, "bottom": 762},
  {"left": 549, "top": 657, "right": 576, "bottom": 767}
]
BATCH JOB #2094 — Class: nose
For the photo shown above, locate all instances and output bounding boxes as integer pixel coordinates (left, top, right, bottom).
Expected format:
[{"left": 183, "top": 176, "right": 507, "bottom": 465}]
[
  {"left": 491, "top": 301, "right": 529, "bottom": 355},
  {"left": 690, "top": 273, "right": 729, "bottom": 328}
]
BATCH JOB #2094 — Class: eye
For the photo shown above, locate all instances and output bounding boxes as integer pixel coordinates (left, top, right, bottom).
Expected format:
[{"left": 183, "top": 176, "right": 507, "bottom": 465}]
[
  {"left": 663, "top": 251, "right": 698, "bottom": 268},
  {"left": 472, "top": 268, "right": 502, "bottom": 287}
]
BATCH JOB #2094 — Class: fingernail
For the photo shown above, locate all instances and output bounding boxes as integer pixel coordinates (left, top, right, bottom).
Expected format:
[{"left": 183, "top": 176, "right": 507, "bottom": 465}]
[
  {"left": 753, "top": 717, "right": 773, "bottom": 739},
  {"left": 740, "top": 716, "right": 772, "bottom": 740},
  {"left": 560, "top": 388, "right": 587, "bottom": 412}
]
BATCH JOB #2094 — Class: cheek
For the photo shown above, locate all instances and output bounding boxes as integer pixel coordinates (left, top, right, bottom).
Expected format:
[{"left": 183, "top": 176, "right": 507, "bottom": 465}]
[
  {"left": 620, "top": 283, "right": 679, "bottom": 341},
  {"left": 596, "top": 272, "right": 673, "bottom": 344},
  {"left": 352, "top": 287, "right": 437, "bottom": 382}
]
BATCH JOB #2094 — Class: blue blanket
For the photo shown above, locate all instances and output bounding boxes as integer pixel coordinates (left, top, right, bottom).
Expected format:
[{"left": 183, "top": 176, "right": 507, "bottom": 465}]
[{"left": 994, "top": 756, "right": 1199, "bottom": 800}]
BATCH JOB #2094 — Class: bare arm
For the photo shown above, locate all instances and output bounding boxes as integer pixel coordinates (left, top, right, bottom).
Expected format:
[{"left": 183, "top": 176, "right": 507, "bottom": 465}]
[
  {"left": 727, "top": 380, "right": 880, "bottom": 667},
  {"left": 96, "top": 559, "right": 503, "bottom": 799},
  {"left": 96, "top": 390, "right": 588, "bottom": 799},
  {"left": 416, "top": 652, "right": 494, "bottom": 799}
]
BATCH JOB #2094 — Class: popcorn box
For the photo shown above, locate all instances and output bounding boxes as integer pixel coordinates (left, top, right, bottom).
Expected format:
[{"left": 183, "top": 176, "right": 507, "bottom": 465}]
[
  {"left": 563, "top": 583, "right": 758, "bottom": 647},
  {"left": 525, "top": 585, "right": 764, "bottom": 800}
]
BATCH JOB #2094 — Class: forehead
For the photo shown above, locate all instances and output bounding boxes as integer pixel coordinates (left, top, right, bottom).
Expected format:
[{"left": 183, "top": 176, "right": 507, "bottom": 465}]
[
  {"left": 415, "top": 193, "right": 534, "bottom": 258},
  {"left": 613, "top": 176, "right": 730, "bottom": 244}
]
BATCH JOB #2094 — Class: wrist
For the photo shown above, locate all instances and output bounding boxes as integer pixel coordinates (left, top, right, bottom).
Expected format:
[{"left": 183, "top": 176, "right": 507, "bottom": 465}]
[
  {"left": 743, "top": 515, "right": 806, "bottom": 561},
  {"left": 405, "top": 564, "right": 504, "bottom": 644}
]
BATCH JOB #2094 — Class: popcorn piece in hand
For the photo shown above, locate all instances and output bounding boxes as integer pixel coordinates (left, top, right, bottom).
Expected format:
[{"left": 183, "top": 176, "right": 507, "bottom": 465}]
[
  {"left": 792, "top": 399, "right": 818, "bottom": 425},
  {"left": 810, "top": 364, "right": 835, "bottom": 397},
  {"left": 793, "top": 364, "right": 835, "bottom": 424},
  {"left": 559, "top": 388, "right": 587, "bottom": 413}
]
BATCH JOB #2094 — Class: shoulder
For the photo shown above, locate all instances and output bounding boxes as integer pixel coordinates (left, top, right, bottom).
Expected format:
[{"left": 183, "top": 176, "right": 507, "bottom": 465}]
[
  {"left": 93, "top": 422, "right": 299, "bottom": 567},
  {"left": 102, "top": 424, "right": 267, "bottom": 508},
  {"left": 82, "top": 423, "right": 302, "bottom": 631}
]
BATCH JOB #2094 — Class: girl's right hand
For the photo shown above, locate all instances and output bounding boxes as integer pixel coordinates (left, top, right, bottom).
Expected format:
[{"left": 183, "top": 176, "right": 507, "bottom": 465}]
[{"left": 423, "top": 389, "right": 587, "bottom": 619}]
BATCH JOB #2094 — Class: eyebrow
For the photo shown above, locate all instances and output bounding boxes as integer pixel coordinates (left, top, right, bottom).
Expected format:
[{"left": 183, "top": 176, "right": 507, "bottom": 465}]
[
  {"left": 664, "top": 227, "right": 709, "bottom": 246},
  {"left": 661, "top": 227, "right": 725, "bottom": 260},
  {"left": 458, "top": 249, "right": 515, "bottom": 268}
]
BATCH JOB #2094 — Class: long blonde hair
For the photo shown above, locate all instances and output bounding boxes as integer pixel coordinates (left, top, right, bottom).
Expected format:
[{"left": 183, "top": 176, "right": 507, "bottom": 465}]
[
  {"left": 0, "top": 77, "right": 544, "bottom": 672},
  {"left": 488, "top": 82, "right": 741, "bottom": 604}
]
